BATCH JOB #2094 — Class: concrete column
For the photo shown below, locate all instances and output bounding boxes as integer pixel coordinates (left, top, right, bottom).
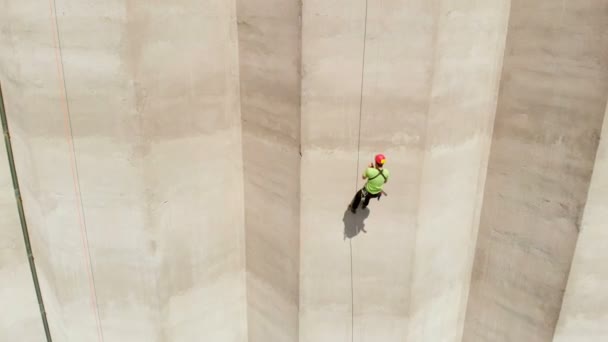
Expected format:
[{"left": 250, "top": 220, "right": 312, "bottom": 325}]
[
  {"left": 123, "top": 2, "right": 246, "bottom": 341},
  {"left": 299, "top": 0, "right": 431, "bottom": 340},
  {"left": 236, "top": 1, "right": 301, "bottom": 341},
  {"left": 299, "top": 1, "right": 374, "bottom": 339},
  {"left": 1, "top": 1, "right": 246, "bottom": 341},
  {"left": 463, "top": 1, "right": 608, "bottom": 341},
  {"left": 300, "top": 1, "right": 509, "bottom": 341},
  {"left": 407, "top": 1, "right": 510, "bottom": 342},
  {"left": 352, "top": 1, "right": 432, "bottom": 340},
  {"left": 553, "top": 105, "right": 608, "bottom": 341}
]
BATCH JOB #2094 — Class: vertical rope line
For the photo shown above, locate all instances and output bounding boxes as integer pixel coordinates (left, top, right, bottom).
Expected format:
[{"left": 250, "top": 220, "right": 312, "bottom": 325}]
[
  {"left": 47, "top": 1, "right": 104, "bottom": 341},
  {"left": 351, "top": 2, "right": 369, "bottom": 342},
  {"left": 354, "top": 0, "right": 369, "bottom": 192},
  {"left": 350, "top": 240, "right": 355, "bottom": 342}
]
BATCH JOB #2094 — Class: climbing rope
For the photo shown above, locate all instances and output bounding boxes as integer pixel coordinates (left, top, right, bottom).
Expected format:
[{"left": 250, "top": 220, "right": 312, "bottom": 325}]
[
  {"left": 351, "top": 0, "right": 369, "bottom": 341},
  {"left": 354, "top": 0, "right": 369, "bottom": 193}
]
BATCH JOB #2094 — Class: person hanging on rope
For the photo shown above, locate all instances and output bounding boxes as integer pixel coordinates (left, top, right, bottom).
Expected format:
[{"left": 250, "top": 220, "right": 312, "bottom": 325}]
[{"left": 350, "top": 153, "right": 389, "bottom": 213}]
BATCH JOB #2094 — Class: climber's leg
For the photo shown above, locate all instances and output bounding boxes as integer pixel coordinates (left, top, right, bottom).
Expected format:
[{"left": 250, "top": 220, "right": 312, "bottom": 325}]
[
  {"left": 350, "top": 188, "right": 365, "bottom": 213},
  {"left": 362, "top": 192, "right": 380, "bottom": 209}
]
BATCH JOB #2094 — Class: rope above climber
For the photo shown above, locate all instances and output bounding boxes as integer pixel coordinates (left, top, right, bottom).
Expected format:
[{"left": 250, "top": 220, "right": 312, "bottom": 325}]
[{"left": 349, "top": 154, "right": 389, "bottom": 214}]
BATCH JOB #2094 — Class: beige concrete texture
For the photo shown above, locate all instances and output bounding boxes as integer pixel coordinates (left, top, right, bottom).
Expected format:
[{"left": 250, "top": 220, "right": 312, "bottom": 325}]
[
  {"left": 406, "top": 2, "right": 510, "bottom": 341},
  {"left": 299, "top": 1, "right": 421, "bottom": 340},
  {"left": 553, "top": 104, "right": 608, "bottom": 342},
  {"left": 463, "top": 1, "right": 608, "bottom": 341},
  {"left": 300, "top": 1, "right": 509, "bottom": 341},
  {"left": 237, "top": 0, "right": 301, "bottom": 340},
  {"left": 2, "top": 0, "right": 246, "bottom": 341},
  {"left": 2, "top": 1, "right": 608, "bottom": 342}
]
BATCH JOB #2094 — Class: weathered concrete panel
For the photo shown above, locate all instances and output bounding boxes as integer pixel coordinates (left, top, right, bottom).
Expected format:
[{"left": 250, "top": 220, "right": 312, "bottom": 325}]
[
  {"left": 407, "top": 1, "right": 510, "bottom": 342},
  {"left": 553, "top": 104, "right": 608, "bottom": 342},
  {"left": 464, "top": 1, "right": 608, "bottom": 341},
  {"left": 236, "top": 0, "right": 301, "bottom": 340},
  {"left": 300, "top": 1, "right": 425, "bottom": 340},
  {"left": 1, "top": 1, "right": 246, "bottom": 341}
]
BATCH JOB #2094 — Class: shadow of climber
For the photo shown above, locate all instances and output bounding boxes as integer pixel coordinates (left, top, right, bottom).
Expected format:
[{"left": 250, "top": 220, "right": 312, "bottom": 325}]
[{"left": 343, "top": 207, "right": 370, "bottom": 240}]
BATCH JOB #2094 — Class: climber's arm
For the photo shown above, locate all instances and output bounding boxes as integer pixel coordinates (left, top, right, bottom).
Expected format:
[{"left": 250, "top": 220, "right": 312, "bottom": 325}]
[{"left": 362, "top": 165, "right": 373, "bottom": 180}]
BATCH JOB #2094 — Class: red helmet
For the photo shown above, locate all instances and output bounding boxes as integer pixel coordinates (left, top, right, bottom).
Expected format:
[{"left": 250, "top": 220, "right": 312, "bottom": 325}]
[{"left": 375, "top": 154, "right": 386, "bottom": 165}]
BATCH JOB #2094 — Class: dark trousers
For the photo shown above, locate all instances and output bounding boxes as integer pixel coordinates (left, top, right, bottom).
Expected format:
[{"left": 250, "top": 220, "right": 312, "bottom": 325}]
[{"left": 351, "top": 188, "right": 381, "bottom": 210}]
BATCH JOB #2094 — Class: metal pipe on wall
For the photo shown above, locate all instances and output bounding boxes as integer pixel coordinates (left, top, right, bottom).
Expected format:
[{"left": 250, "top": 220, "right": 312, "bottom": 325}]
[{"left": 0, "top": 82, "right": 53, "bottom": 342}]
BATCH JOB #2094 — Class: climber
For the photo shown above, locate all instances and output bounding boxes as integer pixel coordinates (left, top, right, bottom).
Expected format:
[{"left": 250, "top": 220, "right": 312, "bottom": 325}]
[{"left": 350, "top": 153, "right": 389, "bottom": 213}]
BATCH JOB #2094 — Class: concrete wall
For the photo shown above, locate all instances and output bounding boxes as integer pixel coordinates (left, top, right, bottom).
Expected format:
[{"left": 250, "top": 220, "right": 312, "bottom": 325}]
[
  {"left": 300, "top": 1, "right": 509, "bottom": 341},
  {"left": 3, "top": 1, "right": 608, "bottom": 342},
  {"left": 463, "top": 1, "right": 608, "bottom": 341},
  {"left": 299, "top": 1, "right": 422, "bottom": 340},
  {"left": 236, "top": 0, "right": 301, "bottom": 341},
  {"left": 553, "top": 104, "right": 608, "bottom": 341},
  {"left": 1, "top": 1, "right": 246, "bottom": 341},
  {"left": 0, "top": 6, "right": 45, "bottom": 341},
  {"left": 406, "top": 1, "right": 510, "bottom": 342}
]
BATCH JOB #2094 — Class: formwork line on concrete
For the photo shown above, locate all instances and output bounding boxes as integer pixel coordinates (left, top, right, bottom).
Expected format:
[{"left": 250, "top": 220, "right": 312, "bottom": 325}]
[{"left": 47, "top": 1, "right": 105, "bottom": 341}]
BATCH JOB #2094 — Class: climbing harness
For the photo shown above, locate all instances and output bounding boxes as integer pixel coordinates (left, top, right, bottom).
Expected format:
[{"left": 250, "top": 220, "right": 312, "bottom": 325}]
[
  {"left": 359, "top": 169, "right": 386, "bottom": 201},
  {"left": 360, "top": 187, "right": 383, "bottom": 202},
  {"left": 367, "top": 169, "right": 387, "bottom": 182}
]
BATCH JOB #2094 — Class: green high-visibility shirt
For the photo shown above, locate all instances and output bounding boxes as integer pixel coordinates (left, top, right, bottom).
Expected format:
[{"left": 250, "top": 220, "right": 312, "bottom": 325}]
[{"left": 363, "top": 167, "right": 389, "bottom": 194}]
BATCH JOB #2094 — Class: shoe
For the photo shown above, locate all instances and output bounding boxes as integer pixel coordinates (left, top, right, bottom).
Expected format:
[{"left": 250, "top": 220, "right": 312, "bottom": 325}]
[
  {"left": 361, "top": 205, "right": 367, "bottom": 210},
  {"left": 350, "top": 207, "right": 357, "bottom": 214}
]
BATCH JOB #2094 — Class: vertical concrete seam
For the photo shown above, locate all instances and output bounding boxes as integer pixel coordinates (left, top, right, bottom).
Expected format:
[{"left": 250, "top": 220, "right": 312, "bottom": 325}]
[
  {"left": 296, "top": 0, "right": 303, "bottom": 339},
  {"left": 47, "top": 1, "right": 105, "bottom": 340},
  {"left": 577, "top": 95, "right": 608, "bottom": 234},
  {"left": 405, "top": 0, "right": 440, "bottom": 338},
  {"left": 550, "top": 2, "right": 608, "bottom": 340},
  {"left": 1, "top": 83, "right": 54, "bottom": 342},
  {"left": 551, "top": 96, "right": 608, "bottom": 341},
  {"left": 232, "top": 0, "right": 250, "bottom": 339},
  {"left": 298, "top": 1, "right": 306, "bottom": 340}
]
